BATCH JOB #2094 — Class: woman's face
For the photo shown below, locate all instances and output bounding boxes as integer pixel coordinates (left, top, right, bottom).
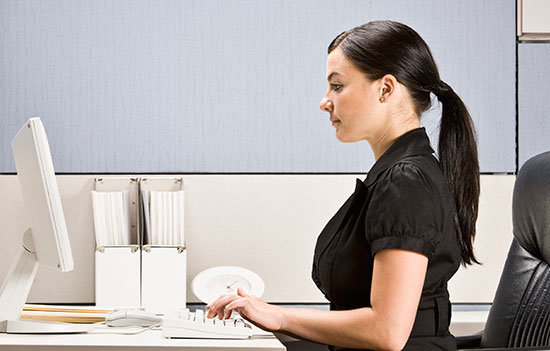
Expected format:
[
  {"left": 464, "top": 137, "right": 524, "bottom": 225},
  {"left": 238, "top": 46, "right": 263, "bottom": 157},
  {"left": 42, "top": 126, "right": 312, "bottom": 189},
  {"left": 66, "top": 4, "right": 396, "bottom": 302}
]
[{"left": 319, "top": 47, "right": 385, "bottom": 143}]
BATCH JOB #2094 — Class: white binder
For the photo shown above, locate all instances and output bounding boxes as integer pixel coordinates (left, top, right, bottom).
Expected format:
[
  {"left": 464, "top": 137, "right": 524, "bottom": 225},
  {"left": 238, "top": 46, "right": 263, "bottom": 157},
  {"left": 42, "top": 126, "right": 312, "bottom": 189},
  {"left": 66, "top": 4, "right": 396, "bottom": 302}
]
[
  {"left": 93, "top": 177, "right": 141, "bottom": 308},
  {"left": 140, "top": 177, "right": 186, "bottom": 312},
  {"left": 95, "top": 245, "right": 140, "bottom": 308},
  {"left": 141, "top": 246, "right": 186, "bottom": 312}
]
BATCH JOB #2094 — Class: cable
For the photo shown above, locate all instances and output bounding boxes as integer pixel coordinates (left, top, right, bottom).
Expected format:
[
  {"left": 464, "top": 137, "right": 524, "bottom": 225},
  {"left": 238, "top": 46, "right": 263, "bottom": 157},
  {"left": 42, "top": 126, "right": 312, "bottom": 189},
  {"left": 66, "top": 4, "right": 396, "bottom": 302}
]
[{"left": 89, "top": 323, "right": 162, "bottom": 335}]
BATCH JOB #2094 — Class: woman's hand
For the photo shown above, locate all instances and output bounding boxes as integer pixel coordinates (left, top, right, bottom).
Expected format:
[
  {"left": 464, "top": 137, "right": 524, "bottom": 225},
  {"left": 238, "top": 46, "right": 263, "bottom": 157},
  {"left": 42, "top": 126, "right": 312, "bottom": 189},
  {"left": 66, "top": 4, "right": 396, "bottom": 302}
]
[{"left": 205, "top": 288, "right": 284, "bottom": 332}]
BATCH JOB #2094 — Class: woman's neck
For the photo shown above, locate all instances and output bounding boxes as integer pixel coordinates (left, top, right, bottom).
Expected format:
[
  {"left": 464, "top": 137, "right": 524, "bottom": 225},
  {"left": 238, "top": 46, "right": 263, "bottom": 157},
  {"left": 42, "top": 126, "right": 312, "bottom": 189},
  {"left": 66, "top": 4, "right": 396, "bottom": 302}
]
[{"left": 369, "top": 119, "right": 420, "bottom": 161}]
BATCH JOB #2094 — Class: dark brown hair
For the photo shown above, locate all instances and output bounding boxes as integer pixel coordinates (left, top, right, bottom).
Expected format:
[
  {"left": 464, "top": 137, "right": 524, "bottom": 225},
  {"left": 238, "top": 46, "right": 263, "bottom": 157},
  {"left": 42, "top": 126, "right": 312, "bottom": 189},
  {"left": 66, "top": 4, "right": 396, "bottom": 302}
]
[{"left": 329, "top": 20, "right": 480, "bottom": 265}]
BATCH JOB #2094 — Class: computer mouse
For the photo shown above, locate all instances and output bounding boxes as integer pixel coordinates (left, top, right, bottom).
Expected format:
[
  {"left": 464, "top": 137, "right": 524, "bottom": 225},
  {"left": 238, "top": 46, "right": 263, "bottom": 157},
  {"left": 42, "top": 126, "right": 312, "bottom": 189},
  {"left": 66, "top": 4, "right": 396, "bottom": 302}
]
[{"left": 105, "top": 309, "right": 162, "bottom": 327}]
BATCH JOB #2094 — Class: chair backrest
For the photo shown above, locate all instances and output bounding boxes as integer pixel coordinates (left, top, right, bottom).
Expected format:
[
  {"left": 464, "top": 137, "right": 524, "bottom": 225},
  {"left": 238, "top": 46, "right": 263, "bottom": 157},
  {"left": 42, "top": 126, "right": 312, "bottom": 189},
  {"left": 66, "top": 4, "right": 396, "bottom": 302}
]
[{"left": 481, "top": 151, "right": 550, "bottom": 347}]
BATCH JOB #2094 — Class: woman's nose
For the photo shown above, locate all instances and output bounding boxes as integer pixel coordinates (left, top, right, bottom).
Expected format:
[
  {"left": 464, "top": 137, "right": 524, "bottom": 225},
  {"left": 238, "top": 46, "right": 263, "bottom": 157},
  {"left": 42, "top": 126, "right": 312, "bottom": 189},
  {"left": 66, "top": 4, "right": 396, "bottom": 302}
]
[{"left": 320, "top": 97, "right": 333, "bottom": 112}]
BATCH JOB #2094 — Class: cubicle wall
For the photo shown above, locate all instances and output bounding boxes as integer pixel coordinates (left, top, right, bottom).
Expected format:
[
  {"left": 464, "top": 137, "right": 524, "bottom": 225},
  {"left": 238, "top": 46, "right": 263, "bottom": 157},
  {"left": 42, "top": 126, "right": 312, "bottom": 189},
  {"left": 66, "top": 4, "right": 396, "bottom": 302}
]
[
  {"left": 0, "top": 174, "right": 514, "bottom": 304},
  {"left": 0, "top": 0, "right": 530, "bottom": 304},
  {"left": 0, "top": 0, "right": 515, "bottom": 173}
]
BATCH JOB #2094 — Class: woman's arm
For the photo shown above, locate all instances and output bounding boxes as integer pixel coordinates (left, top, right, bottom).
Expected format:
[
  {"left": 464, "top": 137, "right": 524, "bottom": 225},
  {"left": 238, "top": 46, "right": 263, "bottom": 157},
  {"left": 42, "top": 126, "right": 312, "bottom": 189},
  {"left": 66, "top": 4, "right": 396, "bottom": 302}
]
[{"left": 207, "top": 249, "right": 428, "bottom": 351}]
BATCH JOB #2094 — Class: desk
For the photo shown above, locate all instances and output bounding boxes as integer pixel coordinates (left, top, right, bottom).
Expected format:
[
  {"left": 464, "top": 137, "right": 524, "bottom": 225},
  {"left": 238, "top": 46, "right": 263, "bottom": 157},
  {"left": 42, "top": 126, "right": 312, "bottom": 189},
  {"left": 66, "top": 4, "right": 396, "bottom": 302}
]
[
  {"left": 0, "top": 328, "right": 286, "bottom": 351},
  {"left": 450, "top": 310, "right": 489, "bottom": 337},
  {"left": 0, "top": 310, "right": 488, "bottom": 350}
]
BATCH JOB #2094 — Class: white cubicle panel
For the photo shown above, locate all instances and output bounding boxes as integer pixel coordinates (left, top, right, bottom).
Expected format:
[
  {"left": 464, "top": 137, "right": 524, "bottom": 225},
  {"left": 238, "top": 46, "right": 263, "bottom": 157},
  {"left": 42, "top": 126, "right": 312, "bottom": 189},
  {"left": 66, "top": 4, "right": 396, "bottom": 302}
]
[
  {"left": 448, "top": 175, "right": 515, "bottom": 303},
  {"left": 0, "top": 174, "right": 513, "bottom": 305},
  {"left": 182, "top": 174, "right": 514, "bottom": 303},
  {"left": 518, "top": 0, "right": 550, "bottom": 38}
]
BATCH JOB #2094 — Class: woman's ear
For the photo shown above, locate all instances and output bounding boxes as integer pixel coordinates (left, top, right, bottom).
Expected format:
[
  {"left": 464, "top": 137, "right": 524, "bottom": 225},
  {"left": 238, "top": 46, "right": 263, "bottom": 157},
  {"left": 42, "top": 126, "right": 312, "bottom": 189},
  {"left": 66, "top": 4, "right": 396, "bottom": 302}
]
[{"left": 379, "top": 74, "right": 397, "bottom": 102}]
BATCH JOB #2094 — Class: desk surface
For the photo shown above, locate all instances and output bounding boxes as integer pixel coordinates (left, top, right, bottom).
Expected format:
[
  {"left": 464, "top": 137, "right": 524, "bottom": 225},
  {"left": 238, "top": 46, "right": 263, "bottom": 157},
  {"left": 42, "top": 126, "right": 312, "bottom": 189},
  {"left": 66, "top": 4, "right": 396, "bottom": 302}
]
[
  {"left": 449, "top": 310, "right": 489, "bottom": 337},
  {"left": 0, "top": 310, "right": 489, "bottom": 350},
  {"left": 0, "top": 328, "right": 286, "bottom": 351}
]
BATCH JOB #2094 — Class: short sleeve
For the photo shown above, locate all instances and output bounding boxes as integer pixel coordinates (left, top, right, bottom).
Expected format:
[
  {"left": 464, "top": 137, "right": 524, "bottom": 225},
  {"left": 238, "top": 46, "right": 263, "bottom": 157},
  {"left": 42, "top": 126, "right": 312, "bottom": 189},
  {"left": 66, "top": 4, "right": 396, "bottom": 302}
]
[{"left": 365, "top": 162, "right": 442, "bottom": 258}]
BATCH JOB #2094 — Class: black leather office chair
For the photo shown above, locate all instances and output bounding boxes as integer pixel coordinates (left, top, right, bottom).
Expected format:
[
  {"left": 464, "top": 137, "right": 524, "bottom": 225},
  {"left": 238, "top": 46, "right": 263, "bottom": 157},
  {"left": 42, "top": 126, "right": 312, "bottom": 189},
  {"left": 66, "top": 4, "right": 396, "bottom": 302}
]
[{"left": 458, "top": 151, "right": 550, "bottom": 350}]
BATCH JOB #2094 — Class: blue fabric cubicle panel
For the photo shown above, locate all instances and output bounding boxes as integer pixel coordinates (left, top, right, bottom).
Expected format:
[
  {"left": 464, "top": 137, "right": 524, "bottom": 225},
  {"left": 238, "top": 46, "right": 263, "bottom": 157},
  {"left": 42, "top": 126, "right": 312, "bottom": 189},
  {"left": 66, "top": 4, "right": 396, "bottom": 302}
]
[
  {"left": 0, "top": 0, "right": 516, "bottom": 173},
  {"left": 518, "top": 43, "right": 550, "bottom": 168}
]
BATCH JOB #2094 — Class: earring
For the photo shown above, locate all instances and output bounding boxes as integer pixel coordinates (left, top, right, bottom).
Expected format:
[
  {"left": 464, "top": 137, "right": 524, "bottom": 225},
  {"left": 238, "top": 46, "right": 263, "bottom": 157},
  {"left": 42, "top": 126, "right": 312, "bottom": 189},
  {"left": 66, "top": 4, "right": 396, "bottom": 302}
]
[{"left": 379, "top": 96, "right": 385, "bottom": 102}]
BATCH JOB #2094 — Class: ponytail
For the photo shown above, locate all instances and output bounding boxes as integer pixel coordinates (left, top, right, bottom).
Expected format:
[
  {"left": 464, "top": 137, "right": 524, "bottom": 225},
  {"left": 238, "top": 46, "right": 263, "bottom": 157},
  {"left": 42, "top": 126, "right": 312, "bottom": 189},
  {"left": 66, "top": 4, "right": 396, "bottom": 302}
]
[{"left": 434, "top": 81, "right": 480, "bottom": 265}]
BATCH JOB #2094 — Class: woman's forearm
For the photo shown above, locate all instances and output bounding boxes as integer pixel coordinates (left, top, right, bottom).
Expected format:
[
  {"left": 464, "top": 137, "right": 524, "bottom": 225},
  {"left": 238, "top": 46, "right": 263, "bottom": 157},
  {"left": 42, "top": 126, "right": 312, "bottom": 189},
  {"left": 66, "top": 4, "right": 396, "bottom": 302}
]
[{"left": 279, "top": 306, "right": 401, "bottom": 350}]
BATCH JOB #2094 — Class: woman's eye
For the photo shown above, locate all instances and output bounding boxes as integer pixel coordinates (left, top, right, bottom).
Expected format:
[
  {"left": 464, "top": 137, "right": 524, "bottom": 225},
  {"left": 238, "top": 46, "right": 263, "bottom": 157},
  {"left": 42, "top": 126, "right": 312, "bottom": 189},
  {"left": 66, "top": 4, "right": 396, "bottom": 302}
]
[{"left": 331, "top": 84, "right": 342, "bottom": 91}]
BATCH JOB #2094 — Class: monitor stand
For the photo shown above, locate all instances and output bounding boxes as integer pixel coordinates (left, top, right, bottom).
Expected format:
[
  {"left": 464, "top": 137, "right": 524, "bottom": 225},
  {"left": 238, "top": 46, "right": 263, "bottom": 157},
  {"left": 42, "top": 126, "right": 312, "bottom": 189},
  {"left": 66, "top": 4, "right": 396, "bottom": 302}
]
[{"left": 0, "top": 229, "right": 91, "bottom": 333}]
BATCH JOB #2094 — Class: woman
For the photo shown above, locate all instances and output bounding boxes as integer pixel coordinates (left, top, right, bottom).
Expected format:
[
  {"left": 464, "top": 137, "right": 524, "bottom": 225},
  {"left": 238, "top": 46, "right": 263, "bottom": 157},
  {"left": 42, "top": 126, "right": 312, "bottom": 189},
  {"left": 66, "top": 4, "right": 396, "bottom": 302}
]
[{"left": 206, "top": 20, "right": 479, "bottom": 351}]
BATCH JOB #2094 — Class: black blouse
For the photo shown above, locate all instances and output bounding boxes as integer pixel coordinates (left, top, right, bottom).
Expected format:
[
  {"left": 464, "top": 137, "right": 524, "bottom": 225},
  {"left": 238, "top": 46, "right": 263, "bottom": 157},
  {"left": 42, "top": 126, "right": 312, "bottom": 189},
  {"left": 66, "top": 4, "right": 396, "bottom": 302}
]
[{"left": 312, "top": 128, "right": 461, "bottom": 351}]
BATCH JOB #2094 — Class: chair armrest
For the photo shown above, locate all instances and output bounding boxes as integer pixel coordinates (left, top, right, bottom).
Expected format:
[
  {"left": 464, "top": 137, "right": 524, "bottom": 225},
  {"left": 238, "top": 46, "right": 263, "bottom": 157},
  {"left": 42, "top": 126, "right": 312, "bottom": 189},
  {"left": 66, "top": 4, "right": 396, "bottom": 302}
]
[
  {"left": 456, "top": 331, "right": 482, "bottom": 349},
  {"left": 457, "top": 330, "right": 550, "bottom": 350},
  {"left": 460, "top": 347, "right": 550, "bottom": 351}
]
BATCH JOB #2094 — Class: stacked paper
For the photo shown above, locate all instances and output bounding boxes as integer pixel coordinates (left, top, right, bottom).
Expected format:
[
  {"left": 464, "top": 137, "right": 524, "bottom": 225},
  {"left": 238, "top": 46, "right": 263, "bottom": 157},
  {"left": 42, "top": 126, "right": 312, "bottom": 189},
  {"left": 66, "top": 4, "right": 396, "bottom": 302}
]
[
  {"left": 91, "top": 190, "right": 131, "bottom": 246},
  {"left": 21, "top": 304, "right": 112, "bottom": 324},
  {"left": 142, "top": 190, "right": 185, "bottom": 246}
]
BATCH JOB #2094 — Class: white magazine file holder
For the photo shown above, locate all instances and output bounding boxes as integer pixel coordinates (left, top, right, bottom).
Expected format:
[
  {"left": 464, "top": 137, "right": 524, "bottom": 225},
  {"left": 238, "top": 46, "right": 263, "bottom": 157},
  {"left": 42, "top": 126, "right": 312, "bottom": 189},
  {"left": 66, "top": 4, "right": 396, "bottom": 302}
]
[
  {"left": 93, "top": 177, "right": 141, "bottom": 308},
  {"left": 139, "top": 177, "right": 186, "bottom": 313}
]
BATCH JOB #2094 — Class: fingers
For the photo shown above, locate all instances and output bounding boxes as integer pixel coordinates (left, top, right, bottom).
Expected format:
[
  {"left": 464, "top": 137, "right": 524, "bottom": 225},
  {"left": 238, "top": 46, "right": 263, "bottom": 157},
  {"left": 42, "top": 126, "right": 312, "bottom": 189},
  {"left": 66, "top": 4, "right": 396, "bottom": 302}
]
[
  {"left": 205, "top": 289, "right": 257, "bottom": 320},
  {"left": 226, "top": 298, "right": 253, "bottom": 319},
  {"left": 224, "top": 289, "right": 251, "bottom": 318},
  {"left": 226, "top": 297, "right": 248, "bottom": 312},
  {"left": 224, "top": 304, "right": 234, "bottom": 319},
  {"left": 237, "top": 287, "right": 250, "bottom": 297},
  {"left": 206, "top": 293, "right": 239, "bottom": 319}
]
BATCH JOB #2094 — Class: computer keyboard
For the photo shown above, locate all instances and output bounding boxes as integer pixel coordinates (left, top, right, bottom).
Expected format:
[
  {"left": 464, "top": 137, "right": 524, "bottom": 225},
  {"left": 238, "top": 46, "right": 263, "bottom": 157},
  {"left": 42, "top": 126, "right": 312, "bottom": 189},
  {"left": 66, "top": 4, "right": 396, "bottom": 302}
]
[{"left": 162, "top": 308, "right": 253, "bottom": 339}]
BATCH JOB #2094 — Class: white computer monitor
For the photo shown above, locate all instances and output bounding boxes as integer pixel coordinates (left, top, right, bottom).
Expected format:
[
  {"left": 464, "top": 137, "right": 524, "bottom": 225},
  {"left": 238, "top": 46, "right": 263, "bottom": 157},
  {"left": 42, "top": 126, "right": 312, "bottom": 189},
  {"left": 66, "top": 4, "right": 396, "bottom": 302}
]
[{"left": 0, "top": 117, "right": 88, "bottom": 333}]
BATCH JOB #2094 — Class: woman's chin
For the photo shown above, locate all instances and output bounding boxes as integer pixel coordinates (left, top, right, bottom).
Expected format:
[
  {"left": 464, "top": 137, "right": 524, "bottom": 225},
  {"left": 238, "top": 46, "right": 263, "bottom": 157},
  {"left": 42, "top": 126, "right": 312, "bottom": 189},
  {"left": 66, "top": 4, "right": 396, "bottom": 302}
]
[{"left": 335, "top": 131, "right": 357, "bottom": 143}]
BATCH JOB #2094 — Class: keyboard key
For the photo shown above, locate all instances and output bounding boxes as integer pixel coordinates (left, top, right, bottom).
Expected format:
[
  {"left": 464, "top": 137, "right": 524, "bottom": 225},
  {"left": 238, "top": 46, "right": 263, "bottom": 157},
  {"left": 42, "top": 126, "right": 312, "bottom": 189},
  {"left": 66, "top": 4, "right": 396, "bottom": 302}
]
[
  {"left": 194, "top": 309, "right": 204, "bottom": 322},
  {"left": 179, "top": 308, "right": 190, "bottom": 320}
]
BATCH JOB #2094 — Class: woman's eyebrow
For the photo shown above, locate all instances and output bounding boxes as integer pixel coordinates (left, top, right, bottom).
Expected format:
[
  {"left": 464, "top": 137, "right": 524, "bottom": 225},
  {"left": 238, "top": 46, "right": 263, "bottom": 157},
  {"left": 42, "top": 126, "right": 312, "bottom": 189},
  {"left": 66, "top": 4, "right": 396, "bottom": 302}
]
[{"left": 327, "top": 72, "right": 342, "bottom": 81}]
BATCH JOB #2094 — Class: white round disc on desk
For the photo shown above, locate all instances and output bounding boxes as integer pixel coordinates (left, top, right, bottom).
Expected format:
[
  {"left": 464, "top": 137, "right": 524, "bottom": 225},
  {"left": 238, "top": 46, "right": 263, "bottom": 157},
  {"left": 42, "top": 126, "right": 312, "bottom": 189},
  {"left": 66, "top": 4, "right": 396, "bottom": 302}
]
[{"left": 192, "top": 266, "right": 265, "bottom": 304}]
